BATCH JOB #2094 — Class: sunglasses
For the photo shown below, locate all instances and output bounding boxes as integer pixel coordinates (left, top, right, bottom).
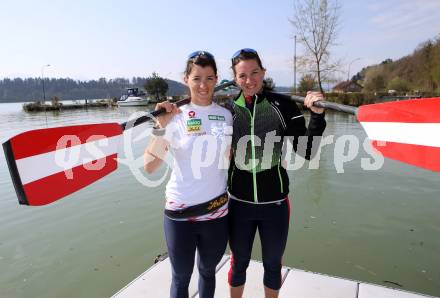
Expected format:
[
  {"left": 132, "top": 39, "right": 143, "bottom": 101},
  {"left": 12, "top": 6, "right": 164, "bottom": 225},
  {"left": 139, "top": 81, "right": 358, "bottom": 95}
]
[
  {"left": 187, "top": 50, "right": 214, "bottom": 60},
  {"left": 231, "top": 48, "right": 258, "bottom": 61}
]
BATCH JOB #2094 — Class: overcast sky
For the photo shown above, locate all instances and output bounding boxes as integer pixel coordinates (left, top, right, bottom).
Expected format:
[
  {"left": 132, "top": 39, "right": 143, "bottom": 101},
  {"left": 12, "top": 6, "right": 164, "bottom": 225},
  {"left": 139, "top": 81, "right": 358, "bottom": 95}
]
[{"left": 1, "top": 0, "right": 439, "bottom": 86}]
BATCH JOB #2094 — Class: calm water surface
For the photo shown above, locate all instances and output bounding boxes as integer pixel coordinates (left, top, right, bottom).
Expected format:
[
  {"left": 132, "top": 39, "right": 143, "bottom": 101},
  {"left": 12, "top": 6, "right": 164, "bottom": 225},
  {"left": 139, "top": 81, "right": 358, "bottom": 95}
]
[{"left": 0, "top": 103, "right": 439, "bottom": 297}]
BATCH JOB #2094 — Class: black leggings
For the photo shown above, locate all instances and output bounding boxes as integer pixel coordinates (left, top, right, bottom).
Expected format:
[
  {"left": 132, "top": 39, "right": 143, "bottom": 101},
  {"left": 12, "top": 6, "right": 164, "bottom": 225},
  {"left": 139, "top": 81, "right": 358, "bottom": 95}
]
[
  {"left": 228, "top": 198, "right": 290, "bottom": 290},
  {"left": 164, "top": 215, "right": 228, "bottom": 298}
]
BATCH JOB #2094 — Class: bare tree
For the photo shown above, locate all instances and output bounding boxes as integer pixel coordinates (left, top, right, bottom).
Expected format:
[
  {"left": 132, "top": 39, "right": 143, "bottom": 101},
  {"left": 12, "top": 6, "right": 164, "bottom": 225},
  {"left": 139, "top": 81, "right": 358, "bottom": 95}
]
[{"left": 291, "top": 0, "right": 341, "bottom": 93}]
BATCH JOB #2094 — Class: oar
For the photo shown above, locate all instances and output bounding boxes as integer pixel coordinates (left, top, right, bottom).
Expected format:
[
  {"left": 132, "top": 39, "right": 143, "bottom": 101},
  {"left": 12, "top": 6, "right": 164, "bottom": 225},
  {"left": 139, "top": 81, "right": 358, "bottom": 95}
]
[
  {"left": 3, "top": 81, "right": 235, "bottom": 206},
  {"left": 290, "top": 95, "right": 440, "bottom": 172}
]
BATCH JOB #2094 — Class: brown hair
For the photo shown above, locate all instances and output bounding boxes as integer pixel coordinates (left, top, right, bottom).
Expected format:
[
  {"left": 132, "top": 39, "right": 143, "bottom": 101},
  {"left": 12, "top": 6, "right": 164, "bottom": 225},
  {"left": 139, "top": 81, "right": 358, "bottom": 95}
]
[
  {"left": 231, "top": 50, "right": 265, "bottom": 75},
  {"left": 184, "top": 52, "right": 217, "bottom": 77}
]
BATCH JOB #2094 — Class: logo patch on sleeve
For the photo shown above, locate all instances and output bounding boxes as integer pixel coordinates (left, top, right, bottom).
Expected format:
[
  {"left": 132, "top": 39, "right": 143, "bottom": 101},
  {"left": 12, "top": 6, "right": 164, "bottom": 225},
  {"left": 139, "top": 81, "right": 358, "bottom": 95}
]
[{"left": 208, "top": 115, "right": 225, "bottom": 121}]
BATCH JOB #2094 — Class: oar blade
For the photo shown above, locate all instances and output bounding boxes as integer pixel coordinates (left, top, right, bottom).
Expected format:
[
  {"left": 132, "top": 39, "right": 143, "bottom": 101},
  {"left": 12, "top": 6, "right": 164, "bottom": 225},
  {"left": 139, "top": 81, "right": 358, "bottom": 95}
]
[
  {"left": 357, "top": 97, "right": 440, "bottom": 172},
  {"left": 369, "top": 140, "right": 440, "bottom": 172},
  {"left": 3, "top": 123, "right": 123, "bottom": 206}
]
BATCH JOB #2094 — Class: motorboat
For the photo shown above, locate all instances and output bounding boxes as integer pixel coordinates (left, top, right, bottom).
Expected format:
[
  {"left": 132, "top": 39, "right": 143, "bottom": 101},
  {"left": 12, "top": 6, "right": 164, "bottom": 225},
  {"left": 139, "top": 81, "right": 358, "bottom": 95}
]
[{"left": 118, "top": 88, "right": 152, "bottom": 106}]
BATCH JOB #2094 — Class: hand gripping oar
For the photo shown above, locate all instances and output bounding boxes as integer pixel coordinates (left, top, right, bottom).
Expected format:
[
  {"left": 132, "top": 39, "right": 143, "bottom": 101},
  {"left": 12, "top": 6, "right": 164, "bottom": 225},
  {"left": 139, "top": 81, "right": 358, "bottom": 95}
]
[
  {"left": 290, "top": 95, "right": 440, "bottom": 172},
  {"left": 2, "top": 81, "right": 235, "bottom": 206}
]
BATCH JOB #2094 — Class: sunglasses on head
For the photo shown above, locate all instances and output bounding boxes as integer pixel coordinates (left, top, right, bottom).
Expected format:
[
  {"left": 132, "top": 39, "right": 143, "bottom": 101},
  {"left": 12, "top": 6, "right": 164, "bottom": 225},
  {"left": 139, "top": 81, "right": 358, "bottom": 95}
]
[
  {"left": 231, "top": 48, "right": 258, "bottom": 61},
  {"left": 188, "top": 50, "right": 214, "bottom": 60}
]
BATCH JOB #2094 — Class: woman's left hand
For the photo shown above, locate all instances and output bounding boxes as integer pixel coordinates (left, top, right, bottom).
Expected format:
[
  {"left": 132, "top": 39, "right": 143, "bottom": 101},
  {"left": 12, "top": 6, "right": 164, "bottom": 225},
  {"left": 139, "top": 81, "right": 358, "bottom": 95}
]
[{"left": 304, "top": 91, "right": 325, "bottom": 114}]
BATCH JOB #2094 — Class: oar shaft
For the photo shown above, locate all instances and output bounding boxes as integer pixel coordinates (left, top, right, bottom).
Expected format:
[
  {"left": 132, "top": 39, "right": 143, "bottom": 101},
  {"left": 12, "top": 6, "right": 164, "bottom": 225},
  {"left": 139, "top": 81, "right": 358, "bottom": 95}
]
[
  {"left": 290, "top": 95, "right": 358, "bottom": 115},
  {"left": 120, "top": 81, "right": 235, "bottom": 130}
]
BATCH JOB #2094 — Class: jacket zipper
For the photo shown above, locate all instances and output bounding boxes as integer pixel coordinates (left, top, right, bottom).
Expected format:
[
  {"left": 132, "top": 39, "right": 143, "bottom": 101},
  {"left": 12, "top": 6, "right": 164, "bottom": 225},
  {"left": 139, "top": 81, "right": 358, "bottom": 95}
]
[{"left": 249, "top": 99, "right": 258, "bottom": 203}]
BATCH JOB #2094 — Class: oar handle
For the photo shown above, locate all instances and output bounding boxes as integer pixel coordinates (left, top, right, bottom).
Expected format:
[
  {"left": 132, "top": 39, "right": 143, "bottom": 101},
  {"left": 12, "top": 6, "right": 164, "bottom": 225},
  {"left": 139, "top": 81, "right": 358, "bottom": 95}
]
[
  {"left": 120, "top": 81, "right": 235, "bottom": 130},
  {"left": 290, "top": 95, "right": 358, "bottom": 115}
]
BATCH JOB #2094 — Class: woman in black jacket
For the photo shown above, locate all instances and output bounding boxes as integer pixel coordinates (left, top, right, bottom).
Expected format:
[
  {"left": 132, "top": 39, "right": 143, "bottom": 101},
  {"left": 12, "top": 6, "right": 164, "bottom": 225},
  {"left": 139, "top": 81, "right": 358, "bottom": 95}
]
[{"left": 227, "top": 48, "right": 326, "bottom": 298}]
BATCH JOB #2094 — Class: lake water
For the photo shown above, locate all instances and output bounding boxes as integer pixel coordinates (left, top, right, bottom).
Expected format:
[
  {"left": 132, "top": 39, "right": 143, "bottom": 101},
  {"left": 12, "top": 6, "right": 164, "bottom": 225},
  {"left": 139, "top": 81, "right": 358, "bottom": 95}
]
[{"left": 0, "top": 102, "right": 439, "bottom": 297}]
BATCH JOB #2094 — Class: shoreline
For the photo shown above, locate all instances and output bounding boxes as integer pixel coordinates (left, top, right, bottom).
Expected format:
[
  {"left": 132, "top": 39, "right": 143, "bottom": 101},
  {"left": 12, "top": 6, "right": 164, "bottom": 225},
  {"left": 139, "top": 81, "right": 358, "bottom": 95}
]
[{"left": 22, "top": 100, "right": 117, "bottom": 112}]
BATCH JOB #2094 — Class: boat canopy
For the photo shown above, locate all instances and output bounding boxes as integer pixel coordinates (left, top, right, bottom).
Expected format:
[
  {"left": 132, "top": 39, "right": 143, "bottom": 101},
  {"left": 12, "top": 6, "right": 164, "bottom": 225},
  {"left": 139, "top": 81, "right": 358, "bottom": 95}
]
[{"left": 124, "top": 88, "right": 146, "bottom": 97}]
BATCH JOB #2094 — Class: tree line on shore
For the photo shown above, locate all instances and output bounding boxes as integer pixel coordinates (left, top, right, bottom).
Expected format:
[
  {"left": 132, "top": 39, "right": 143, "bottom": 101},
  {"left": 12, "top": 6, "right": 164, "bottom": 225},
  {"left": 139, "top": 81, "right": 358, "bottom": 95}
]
[
  {"left": 2, "top": 35, "right": 439, "bottom": 106},
  {"left": 294, "top": 36, "right": 440, "bottom": 106},
  {"left": 0, "top": 76, "right": 187, "bottom": 103},
  {"left": 353, "top": 37, "right": 440, "bottom": 96},
  {"left": 290, "top": 0, "right": 439, "bottom": 107}
]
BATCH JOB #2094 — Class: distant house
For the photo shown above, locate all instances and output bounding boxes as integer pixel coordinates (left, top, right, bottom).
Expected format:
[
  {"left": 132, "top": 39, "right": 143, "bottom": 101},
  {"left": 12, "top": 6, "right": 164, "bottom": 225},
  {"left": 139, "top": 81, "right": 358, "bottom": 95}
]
[{"left": 332, "top": 81, "right": 363, "bottom": 93}]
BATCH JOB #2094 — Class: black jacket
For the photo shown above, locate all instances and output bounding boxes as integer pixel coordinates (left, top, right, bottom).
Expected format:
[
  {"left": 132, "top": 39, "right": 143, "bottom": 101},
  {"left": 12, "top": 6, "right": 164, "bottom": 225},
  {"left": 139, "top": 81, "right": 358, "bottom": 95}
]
[{"left": 228, "top": 90, "right": 326, "bottom": 203}]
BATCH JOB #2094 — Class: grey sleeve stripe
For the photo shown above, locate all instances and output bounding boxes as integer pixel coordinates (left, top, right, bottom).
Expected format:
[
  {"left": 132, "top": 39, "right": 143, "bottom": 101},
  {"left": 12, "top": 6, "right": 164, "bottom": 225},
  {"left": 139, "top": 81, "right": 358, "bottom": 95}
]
[
  {"left": 271, "top": 104, "right": 287, "bottom": 129},
  {"left": 291, "top": 115, "right": 304, "bottom": 120}
]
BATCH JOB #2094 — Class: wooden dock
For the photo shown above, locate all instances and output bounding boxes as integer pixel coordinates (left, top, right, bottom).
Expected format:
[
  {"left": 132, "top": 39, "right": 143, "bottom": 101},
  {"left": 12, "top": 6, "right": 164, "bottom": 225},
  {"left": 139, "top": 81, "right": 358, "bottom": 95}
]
[
  {"left": 112, "top": 255, "right": 436, "bottom": 298},
  {"left": 22, "top": 100, "right": 116, "bottom": 112}
]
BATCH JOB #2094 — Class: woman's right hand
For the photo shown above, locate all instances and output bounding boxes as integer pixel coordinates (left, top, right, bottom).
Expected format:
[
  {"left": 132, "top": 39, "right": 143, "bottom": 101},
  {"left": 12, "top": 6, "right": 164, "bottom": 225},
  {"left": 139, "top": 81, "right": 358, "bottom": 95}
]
[{"left": 154, "top": 101, "right": 181, "bottom": 128}]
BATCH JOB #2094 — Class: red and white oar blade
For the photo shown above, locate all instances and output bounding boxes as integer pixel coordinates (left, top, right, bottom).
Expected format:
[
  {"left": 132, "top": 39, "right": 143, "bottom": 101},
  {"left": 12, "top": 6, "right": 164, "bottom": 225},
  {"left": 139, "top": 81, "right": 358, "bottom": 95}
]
[
  {"left": 357, "top": 97, "right": 440, "bottom": 172},
  {"left": 3, "top": 123, "right": 123, "bottom": 206}
]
